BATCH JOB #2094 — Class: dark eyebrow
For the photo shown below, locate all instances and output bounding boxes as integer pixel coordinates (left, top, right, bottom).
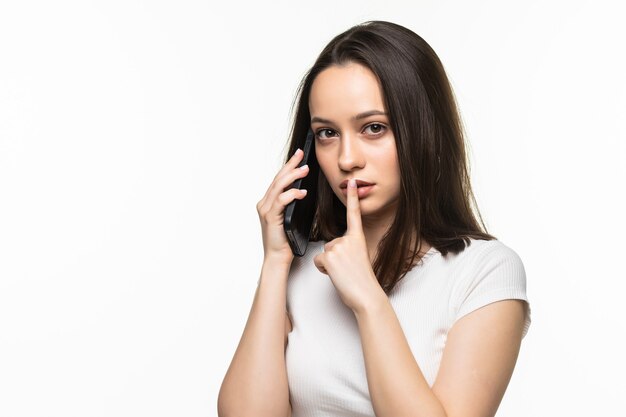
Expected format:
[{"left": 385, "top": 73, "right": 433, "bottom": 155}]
[{"left": 310, "top": 110, "right": 387, "bottom": 124}]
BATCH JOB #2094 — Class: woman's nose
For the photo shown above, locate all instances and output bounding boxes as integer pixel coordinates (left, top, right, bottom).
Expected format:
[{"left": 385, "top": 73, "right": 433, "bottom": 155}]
[{"left": 337, "top": 132, "right": 365, "bottom": 172}]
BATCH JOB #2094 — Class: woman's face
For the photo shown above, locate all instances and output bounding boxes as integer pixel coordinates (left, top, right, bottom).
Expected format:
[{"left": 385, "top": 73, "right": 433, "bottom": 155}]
[{"left": 309, "top": 62, "right": 401, "bottom": 219}]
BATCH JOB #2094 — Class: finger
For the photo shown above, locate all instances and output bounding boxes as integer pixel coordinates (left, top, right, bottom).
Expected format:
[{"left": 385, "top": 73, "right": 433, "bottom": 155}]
[
  {"left": 261, "top": 148, "right": 304, "bottom": 204},
  {"left": 260, "top": 159, "right": 309, "bottom": 213},
  {"left": 271, "top": 187, "right": 308, "bottom": 214},
  {"left": 323, "top": 240, "right": 337, "bottom": 253},
  {"left": 278, "top": 163, "right": 309, "bottom": 192},
  {"left": 313, "top": 254, "right": 328, "bottom": 275},
  {"left": 261, "top": 187, "right": 306, "bottom": 221},
  {"left": 277, "top": 148, "right": 305, "bottom": 179},
  {"left": 268, "top": 163, "right": 309, "bottom": 208},
  {"left": 346, "top": 178, "right": 363, "bottom": 235}
]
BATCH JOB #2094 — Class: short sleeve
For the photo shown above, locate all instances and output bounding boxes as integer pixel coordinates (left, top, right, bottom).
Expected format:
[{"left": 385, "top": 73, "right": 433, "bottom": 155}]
[{"left": 452, "top": 243, "right": 532, "bottom": 339}]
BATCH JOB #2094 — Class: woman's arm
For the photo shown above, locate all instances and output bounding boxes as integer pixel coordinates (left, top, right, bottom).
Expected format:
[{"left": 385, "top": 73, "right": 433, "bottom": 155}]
[
  {"left": 218, "top": 136, "right": 309, "bottom": 416},
  {"left": 217, "top": 257, "right": 292, "bottom": 417},
  {"left": 354, "top": 294, "right": 526, "bottom": 417}
]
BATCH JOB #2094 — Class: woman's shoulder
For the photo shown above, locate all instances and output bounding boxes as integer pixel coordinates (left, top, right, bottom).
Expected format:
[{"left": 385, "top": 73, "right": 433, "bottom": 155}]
[
  {"left": 449, "top": 237, "right": 525, "bottom": 271},
  {"left": 450, "top": 237, "right": 531, "bottom": 337},
  {"left": 460, "top": 237, "right": 521, "bottom": 258}
]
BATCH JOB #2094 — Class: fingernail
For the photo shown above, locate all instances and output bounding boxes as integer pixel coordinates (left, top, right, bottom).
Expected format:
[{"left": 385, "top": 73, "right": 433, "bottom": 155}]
[
  {"left": 349, "top": 178, "right": 357, "bottom": 188},
  {"left": 301, "top": 189, "right": 307, "bottom": 194},
  {"left": 296, "top": 148, "right": 302, "bottom": 156},
  {"left": 300, "top": 164, "right": 308, "bottom": 170}
]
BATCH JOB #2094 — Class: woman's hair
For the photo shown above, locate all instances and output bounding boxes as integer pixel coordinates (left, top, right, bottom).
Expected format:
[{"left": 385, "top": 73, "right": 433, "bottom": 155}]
[{"left": 284, "top": 20, "right": 496, "bottom": 294}]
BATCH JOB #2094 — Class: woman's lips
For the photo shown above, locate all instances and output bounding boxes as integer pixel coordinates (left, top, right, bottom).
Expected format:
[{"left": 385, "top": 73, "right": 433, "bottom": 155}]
[
  {"left": 340, "top": 179, "right": 374, "bottom": 188},
  {"left": 340, "top": 184, "right": 374, "bottom": 198}
]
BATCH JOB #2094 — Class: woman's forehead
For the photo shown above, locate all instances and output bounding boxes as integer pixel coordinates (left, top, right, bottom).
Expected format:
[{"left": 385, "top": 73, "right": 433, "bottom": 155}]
[{"left": 309, "top": 63, "right": 386, "bottom": 120}]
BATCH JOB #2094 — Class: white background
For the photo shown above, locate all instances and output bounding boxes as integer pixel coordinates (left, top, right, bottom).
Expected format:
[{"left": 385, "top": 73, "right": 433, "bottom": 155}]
[{"left": 1, "top": 1, "right": 624, "bottom": 416}]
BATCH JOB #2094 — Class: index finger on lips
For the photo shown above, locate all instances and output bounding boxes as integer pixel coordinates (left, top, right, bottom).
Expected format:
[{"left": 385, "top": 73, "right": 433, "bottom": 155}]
[{"left": 346, "top": 178, "right": 363, "bottom": 235}]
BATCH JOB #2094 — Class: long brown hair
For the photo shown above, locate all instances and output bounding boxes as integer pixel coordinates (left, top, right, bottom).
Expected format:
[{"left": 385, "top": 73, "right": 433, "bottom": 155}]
[{"left": 284, "top": 20, "right": 496, "bottom": 294}]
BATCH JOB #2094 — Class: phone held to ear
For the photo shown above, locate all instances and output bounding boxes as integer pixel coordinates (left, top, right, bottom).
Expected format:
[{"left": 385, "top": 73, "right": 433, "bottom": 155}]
[{"left": 283, "top": 129, "right": 319, "bottom": 256}]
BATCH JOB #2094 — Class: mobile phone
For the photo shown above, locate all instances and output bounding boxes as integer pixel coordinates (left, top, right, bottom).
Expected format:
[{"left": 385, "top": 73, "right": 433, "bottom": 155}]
[{"left": 283, "top": 129, "right": 319, "bottom": 256}]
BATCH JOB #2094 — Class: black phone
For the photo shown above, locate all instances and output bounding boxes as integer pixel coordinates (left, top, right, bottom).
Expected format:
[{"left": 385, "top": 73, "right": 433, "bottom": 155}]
[{"left": 283, "top": 129, "right": 319, "bottom": 256}]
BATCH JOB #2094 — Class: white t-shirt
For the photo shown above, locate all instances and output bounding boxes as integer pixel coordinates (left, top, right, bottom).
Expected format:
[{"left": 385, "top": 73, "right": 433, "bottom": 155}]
[{"left": 285, "top": 237, "right": 531, "bottom": 417}]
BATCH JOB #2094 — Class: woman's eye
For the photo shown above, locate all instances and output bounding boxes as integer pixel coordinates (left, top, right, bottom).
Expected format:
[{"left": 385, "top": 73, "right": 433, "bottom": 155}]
[
  {"left": 365, "top": 123, "right": 385, "bottom": 135},
  {"left": 316, "top": 129, "right": 336, "bottom": 140}
]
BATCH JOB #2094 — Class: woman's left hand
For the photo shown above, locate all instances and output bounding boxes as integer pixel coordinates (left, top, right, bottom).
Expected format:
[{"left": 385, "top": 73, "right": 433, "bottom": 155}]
[{"left": 313, "top": 178, "right": 385, "bottom": 314}]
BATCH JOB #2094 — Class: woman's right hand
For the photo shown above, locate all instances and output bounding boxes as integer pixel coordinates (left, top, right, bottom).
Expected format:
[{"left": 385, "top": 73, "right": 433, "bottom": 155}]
[{"left": 256, "top": 148, "right": 310, "bottom": 266}]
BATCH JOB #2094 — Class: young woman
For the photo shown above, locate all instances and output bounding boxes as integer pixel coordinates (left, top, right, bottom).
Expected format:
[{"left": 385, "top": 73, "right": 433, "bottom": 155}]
[{"left": 218, "top": 20, "right": 531, "bottom": 417}]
